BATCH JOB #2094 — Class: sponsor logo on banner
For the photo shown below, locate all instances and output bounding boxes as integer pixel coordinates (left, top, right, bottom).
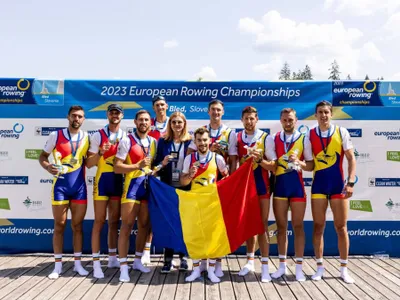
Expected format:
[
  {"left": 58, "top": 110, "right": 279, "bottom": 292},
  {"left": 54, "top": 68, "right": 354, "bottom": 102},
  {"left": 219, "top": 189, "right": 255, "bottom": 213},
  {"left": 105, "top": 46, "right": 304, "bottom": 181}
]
[
  {"left": 32, "top": 79, "right": 64, "bottom": 106},
  {"left": 374, "top": 129, "right": 400, "bottom": 140},
  {"left": 87, "top": 130, "right": 97, "bottom": 135},
  {"left": 0, "top": 123, "right": 24, "bottom": 139},
  {"left": 0, "top": 78, "right": 33, "bottom": 104},
  {"left": 387, "top": 151, "right": 400, "bottom": 162},
  {"left": 369, "top": 178, "right": 400, "bottom": 187},
  {"left": 87, "top": 176, "right": 94, "bottom": 185},
  {"left": 298, "top": 125, "right": 309, "bottom": 135},
  {"left": 35, "top": 127, "right": 65, "bottom": 136},
  {"left": 332, "top": 80, "right": 378, "bottom": 106},
  {"left": 386, "top": 198, "right": 400, "bottom": 209},
  {"left": 126, "top": 127, "right": 134, "bottom": 134},
  {"left": 0, "top": 198, "right": 10, "bottom": 210},
  {"left": 303, "top": 178, "right": 312, "bottom": 186},
  {"left": 22, "top": 197, "right": 44, "bottom": 211},
  {"left": 0, "top": 151, "right": 10, "bottom": 162},
  {"left": 379, "top": 82, "right": 400, "bottom": 106},
  {"left": 40, "top": 179, "right": 53, "bottom": 184},
  {"left": 347, "top": 128, "right": 362, "bottom": 137},
  {"left": 0, "top": 176, "right": 28, "bottom": 185},
  {"left": 350, "top": 200, "right": 373, "bottom": 212},
  {"left": 354, "top": 149, "right": 372, "bottom": 163},
  {"left": 25, "top": 149, "right": 42, "bottom": 160}
]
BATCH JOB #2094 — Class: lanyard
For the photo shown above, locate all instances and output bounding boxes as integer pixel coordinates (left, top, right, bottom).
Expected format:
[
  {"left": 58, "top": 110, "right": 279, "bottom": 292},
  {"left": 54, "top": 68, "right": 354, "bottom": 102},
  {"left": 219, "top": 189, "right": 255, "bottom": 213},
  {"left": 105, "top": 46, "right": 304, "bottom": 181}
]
[
  {"left": 171, "top": 141, "right": 183, "bottom": 153},
  {"left": 154, "top": 118, "right": 167, "bottom": 131},
  {"left": 244, "top": 129, "right": 261, "bottom": 147},
  {"left": 67, "top": 129, "right": 80, "bottom": 158},
  {"left": 106, "top": 126, "right": 120, "bottom": 144},
  {"left": 195, "top": 151, "right": 212, "bottom": 168},
  {"left": 283, "top": 131, "right": 296, "bottom": 154},
  {"left": 134, "top": 133, "right": 151, "bottom": 156},
  {"left": 317, "top": 126, "right": 332, "bottom": 156},
  {"left": 208, "top": 124, "right": 222, "bottom": 138}
]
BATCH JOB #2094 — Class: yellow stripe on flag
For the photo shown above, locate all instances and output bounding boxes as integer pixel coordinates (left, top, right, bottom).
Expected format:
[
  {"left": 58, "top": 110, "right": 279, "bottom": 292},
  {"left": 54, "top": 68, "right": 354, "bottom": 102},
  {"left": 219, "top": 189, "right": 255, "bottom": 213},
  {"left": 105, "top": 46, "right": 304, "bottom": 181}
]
[{"left": 177, "top": 184, "right": 231, "bottom": 259}]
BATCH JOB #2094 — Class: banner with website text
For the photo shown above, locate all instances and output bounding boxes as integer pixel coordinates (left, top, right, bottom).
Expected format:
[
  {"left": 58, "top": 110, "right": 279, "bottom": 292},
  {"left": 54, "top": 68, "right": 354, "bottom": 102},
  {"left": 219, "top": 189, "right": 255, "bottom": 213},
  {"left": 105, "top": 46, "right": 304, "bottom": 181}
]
[{"left": 0, "top": 78, "right": 399, "bottom": 256}]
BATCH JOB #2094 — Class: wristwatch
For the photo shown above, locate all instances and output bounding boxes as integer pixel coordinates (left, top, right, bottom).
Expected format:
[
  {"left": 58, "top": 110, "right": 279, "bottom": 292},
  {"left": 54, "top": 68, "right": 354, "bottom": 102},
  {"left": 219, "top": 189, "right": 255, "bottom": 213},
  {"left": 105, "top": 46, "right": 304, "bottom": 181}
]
[{"left": 346, "top": 181, "right": 355, "bottom": 187}]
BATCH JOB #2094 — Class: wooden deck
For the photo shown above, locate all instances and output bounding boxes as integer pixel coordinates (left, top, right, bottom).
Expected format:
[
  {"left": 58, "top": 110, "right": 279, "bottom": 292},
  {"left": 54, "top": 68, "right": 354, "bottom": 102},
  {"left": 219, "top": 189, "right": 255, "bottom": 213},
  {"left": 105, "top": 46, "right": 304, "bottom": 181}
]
[{"left": 0, "top": 254, "right": 399, "bottom": 300}]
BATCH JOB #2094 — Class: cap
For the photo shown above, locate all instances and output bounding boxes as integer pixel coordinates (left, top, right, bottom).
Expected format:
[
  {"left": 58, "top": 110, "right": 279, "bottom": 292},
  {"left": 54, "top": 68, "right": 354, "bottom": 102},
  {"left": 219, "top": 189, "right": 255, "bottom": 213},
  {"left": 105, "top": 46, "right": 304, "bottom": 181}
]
[
  {"left": 107, "top": 103, "right": 123, "bottom": 113},
  {"left": 152, "top": 95, "right": 167, "bottom": 105}
]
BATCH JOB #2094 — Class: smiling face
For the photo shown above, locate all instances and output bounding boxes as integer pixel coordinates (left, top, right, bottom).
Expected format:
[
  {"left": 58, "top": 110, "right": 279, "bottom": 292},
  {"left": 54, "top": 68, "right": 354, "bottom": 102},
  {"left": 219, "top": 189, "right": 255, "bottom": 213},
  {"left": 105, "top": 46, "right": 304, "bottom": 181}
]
[
  {"left": 107, "top": 109, "right": 123, "bottom": 125},
  {"left": 208, "top": 103, "right": 224, "bottom": 123},
  {"left": 170, "top": 116, "right": 185, "bottom": 135},
  {"left": 194, "top": 132, "right": 210, "bottom": 155},
  {"left": 241, "top": 112, "right": 258, "bottom": 133},
  {"left": 134, "top": 112, "right": 151, "bottom": 134},
  {"left": 280, "top": 111, "right": 297, "bottom": 134},
  {"left": 315, "top": 105, "right": 332, "bottom": 128},
  {"left": 153, "top": 100, "right": 168, "bottom": 118},
  {"left": 68, "top": 109, "right": 85, "bottom": 129}
]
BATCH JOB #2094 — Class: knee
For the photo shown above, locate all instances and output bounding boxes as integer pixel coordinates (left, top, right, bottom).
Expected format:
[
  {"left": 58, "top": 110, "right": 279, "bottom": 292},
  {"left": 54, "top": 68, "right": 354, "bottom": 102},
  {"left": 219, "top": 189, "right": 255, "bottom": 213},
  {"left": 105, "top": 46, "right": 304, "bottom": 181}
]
[
  {"left": 292, "top": 222, "right": 304, "bottom": 235},
  {"left": 334, "top": 224, "right": 347, "bottom": 237},
  {"left": 93, "top": 216, "right": 106, "bottom": 228},
  {"left": 137, "top": 217, "right": 150, "bottom": 229},
  {"left": 277, "top": 224, "right": 288, "bottom": 236},
  {"left": 108, "top": 219, "right": 120, "bottom": 230},
  {"left": 313, "top": 222, "right": 325, "bottom": 235},
  {"left": 54, "top": 219, "right": 66, "bottom": 234}
]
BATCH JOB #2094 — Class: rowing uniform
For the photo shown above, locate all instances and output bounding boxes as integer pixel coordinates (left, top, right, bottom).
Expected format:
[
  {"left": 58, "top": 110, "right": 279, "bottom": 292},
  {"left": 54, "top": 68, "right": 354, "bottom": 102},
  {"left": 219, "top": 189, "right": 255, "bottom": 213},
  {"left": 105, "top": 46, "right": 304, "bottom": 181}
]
[
  {"left": 89, "top": 126, "right": 126, "bottom": 201},
  {"left": 148, "top": 117, "right": 169, "bottom": 141},
  {"left": 43, "top": 129, "right": 89, "bottom": 205},
  {"left": 116, "top": 133, "right": 157, "bottom": 204},
  {"left": 271, "top": 130, "right": 312, "bottom": 202},
  {"left": 307, "top": 125, "right": 353, "bottom": 200}
]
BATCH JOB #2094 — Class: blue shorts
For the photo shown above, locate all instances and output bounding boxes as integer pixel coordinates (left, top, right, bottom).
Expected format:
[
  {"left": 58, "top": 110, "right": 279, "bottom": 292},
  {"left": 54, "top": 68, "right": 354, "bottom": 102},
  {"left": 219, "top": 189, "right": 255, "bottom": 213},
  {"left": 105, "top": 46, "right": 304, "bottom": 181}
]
[
  {"left": 122, "top": 176, "right": 148, "bottom": 204},
  {"left": 52, "top": 171, "right": 87, "bottom": 205},
  {"left": 311, "top": 167, "right": 345, "bottom": 200},
  {"left": 274, "top": 171, "right": 306, "bottom": 202},
  {"left": 94, "top": 172, "right": 123, "bottom": 200},
  {"left": 254, "top": 167, "right": 270, "bottom": 198}
]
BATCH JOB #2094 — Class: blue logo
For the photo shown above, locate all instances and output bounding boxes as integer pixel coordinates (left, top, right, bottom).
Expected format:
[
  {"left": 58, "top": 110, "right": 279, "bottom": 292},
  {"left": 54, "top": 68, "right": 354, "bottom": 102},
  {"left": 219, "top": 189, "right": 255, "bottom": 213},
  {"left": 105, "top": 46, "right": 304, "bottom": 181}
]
[
  {"left": 0, "top": 123, "right": 24, "bottom": 139},
  {"left": 0, "top": 176, "right": 28, "bottom": 184},
  {"left": 369, "top": 178, "right": 400, "bottom": 187},
  {"left": 303, "top": 178, "right": 312, "bottom": 186},
  {"left": 35, "top": 127, "right": 65, "bottom": 136},
  {"left": 348, "top": 128, "right": 362, "bottom": 137},
  {"left": 40, "top": 179, "right": 53, "bottom": 184},
  {"left": 298, "top": 125, "right": 309, "bottom": 135}
]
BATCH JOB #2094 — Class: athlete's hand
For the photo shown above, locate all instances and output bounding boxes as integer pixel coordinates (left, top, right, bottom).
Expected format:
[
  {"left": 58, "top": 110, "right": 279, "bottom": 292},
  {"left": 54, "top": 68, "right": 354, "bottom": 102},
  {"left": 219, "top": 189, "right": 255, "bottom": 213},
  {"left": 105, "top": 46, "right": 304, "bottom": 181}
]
[
  {"left": 138, "top": 157, "right": 151, "bottom": 169},
  {"left": 251, "top": 150, "right": 263, "bottom": 163},
  {"left": 343, "top": 185, "right": 353, "bottom": 199},
  {"left": 210, "top": 142, "right": 220, "bottom": 152},
  {"left": 189, "top": 166, "right": 198, "bottom": 179},
  {"left": 100, "top": 141, "right": 111, "bottom": 154},
  {"left": 47, "top": 164, "right": 60, "bottom": 175},
  {"left": 162, "top": 155, "right": 172, "bottom": 167},
  {"left": 289, "top": 152, "right": 299, "bottom": 163}
]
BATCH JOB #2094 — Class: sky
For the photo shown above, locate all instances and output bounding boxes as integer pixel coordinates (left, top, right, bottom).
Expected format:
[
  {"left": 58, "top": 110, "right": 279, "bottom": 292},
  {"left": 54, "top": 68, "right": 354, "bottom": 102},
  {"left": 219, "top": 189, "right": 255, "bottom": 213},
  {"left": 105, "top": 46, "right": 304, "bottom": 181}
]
[{"left": 0, "top": 0, "right": 399, "bottom": 81}]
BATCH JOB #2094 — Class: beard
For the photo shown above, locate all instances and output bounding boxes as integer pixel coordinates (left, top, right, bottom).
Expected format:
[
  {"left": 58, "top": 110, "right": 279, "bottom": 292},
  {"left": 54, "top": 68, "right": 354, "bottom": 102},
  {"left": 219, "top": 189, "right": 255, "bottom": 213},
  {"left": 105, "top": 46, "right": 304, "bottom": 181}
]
[
  {"left": 137, "top": 125, "right": 149, "bottom": 134},
  {"left": 71, "top": 121, "right": 81, "bottom": 129},
  {"left": 109, "top": 118, "right": 121, "bottom": 124},
  {"left": 197, "top": 146, "right": 208, "bottom": 154}
]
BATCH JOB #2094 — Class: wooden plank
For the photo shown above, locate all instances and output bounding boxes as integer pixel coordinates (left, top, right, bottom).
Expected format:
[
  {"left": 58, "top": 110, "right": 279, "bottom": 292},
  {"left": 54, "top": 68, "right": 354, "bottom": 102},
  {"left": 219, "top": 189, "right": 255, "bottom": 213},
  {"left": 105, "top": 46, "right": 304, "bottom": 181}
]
[
  {"left": 226, "top": 255, "right": 249, "bottom": 300},
  {"left": 357, "top": 258, "right": 400, "bottom": 292},
  {"left": 389, "top": 258, "right": 400, "bottom": 270},
  {"left": 285, "top": 257, "right": 326, "bottom": 300},
  {"left": 79, "top": 266, "right": 119, "bottom": 300},
  {"left": 251, "top": 257, "right": 282, "bottom": 300},
  {"left": 110, "top": 261, "right": 142, "bottom": 300},
  {"left": 189, "top": 260, "right": 205, "bottom": 300},
  {"left": 330, "top": 257, "right": 389, "bottom": 300},
  {"left": 369, "top": 257, "right": 400, "bottom": 277},
  {"left": 33, "top": 259, "right": 91, "bottom": 300},
  {"left": 0, "top": 256, "right": 38, "bottom": 285},
  {"left": 323, "top": 257, "right": 374, "bottom": 300},
  {"left": 301, "top": 258, "right": 341, "bottom": 300},
  {"left": 237, "top": 255, "right": 271, "bottom": 300},
  {"left": 345, "top": 258, "right": 400, "bottom": 300},
  {"left": 143, "top": 257, "right": 165, "bottom": 300},
  {"left": 128, "top": 255, "right": 162, "bottom": 300},
  {"left": 158, "top": 259, "right": 180, "bottom": 300},
  {"left": 0, "top": 257, "right": 52, "bottom": 299},
  {"left": 268, "top": 257, "right": 296, "bottom": 300},
  {"left": 214, "top": 257, "right": 235, "bottom": 300},
  {"left": 173, "top": 259, "right": 191, "bottom": 300}
]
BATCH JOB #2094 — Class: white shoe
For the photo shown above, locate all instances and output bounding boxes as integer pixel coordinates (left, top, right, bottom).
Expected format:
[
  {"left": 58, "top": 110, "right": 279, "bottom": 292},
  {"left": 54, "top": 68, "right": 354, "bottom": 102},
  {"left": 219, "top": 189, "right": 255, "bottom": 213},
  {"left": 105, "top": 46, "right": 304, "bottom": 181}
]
[
  {"left": 238, "top": 263, "right": 255, "bottom": 276},
  {"left": 141, "top": 252, "right": 151, "bottom": 265}
]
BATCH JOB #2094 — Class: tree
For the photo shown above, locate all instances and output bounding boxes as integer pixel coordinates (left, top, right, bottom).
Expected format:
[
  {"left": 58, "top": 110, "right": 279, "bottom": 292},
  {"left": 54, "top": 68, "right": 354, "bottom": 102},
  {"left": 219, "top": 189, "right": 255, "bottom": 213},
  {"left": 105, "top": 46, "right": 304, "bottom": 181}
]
[
  {"left": 279, "top": 62, "right": 291, "bottom": 80},
  {"left": 197, "top": 77, "right": 203, "bottom": 81},
  {"left": 328, "top": 60, "right": 341, "bottom": 80},
  {"left": 346, "top": 74, "right": 352, "bottom": 80},
  {"left": 302, "top": 65, "right": 313, "bottom": 80},
  {"left": 291, "top": 72, "right": 297, "bottom": 80},
  {"left": 365, "top": 74, "right": 369, "bottom": 80}
]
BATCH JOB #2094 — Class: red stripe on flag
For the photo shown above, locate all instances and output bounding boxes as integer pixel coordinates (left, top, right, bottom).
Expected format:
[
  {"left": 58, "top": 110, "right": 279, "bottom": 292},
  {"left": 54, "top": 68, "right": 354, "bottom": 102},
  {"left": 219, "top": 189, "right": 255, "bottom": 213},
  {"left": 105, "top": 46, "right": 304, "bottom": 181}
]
[{"left": 217, "top": 159, "right": 264, "bottom": 253}]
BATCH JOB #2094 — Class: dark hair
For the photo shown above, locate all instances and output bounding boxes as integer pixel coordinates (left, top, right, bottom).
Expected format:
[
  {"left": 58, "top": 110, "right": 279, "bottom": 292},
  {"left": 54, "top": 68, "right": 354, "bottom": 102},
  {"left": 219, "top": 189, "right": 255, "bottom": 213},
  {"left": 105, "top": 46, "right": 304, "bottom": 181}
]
[
  {"left": 315, "top": 101, "right": 333, "bottom": 113},
  {"left": 135, "top": 109, "right": 151, "bottom": 120},
  {"left": 68, "top": 105, "right": 84, "bottom": 115},
  {"left": 241, "top": 106, "right": 258, "bottom": 118},
  {"left": 208, "top": 99, "right": 224, "bottom": 110},
  {"left": 194, "top": 127, "right": 210, "bottom": 139},
  {"left": 280, "top": 107, "right": 297, "bottom": 116}
]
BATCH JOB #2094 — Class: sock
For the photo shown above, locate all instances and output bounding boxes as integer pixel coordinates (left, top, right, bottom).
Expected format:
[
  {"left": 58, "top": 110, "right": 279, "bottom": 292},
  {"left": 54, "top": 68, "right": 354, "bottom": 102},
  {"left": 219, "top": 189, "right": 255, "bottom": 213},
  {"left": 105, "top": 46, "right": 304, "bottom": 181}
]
[
  {"left": 144, "top": 243, "right": 151, "bottom": 253},
  {"left": 108, "top": 248, "right": 119, "bottom": 268},
  {"left": 207, "top": 259, "right": 221, "bottom": 283},
  {"left": 199, "top": 259, "right": 208, "bottom": 272},
  {"left": 48, "top": 254, "right": 62, "bottom": 279},
  {"left": 238, "top": 253, "right": 255, "bottom": 276},
  {"left": 215, "top": 258, "right": 224, "bottom": 277},
  {"left": 133, "top": 252, "right": 150, "bottom": 273},
  {"left": 185, "top": 260, "right": 201, "bottom": 282},
  {"left": 92, "top": 252, "right": 104, "bottom": 279},
  {"left": 312, "top": 258, "right": 324, "bottom": 281},
  {"left": 271, "top": 254, "right": 287, "bottom": 279},
  {"left": 261, "top": 257, "right": 271, "bottom": 282},
  {"left": 340, "top": 259, "right": 354, "bottom": 284},
  {"left": 119, "top": 257, "right": 130, "bottom": 282},
  {"left": 74, "top": 252, "right": 89, "bottom": 276},
  {"left": 142, "top": 244, "right": 151, "bottom": 264},
  {"left": 295, "top": 258, "right": 306, "bottom": 281}
]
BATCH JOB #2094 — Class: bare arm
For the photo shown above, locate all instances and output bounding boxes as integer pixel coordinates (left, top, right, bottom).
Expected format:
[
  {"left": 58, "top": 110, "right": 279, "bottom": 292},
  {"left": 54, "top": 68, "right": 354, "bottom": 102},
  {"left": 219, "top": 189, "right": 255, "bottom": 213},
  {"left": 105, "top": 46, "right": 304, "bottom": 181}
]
[
  {"left": 114, "top": 157, "right": 149, "bottom": 174},
  {"left": 344, "top": 148, "right": 356, "bottom": 182},
  {"left": 39, "top": 151, "right": 59, "bottom": 175},
  {"left": 229, "top": 155, "right": 238, "bottom": 174},
  {"left": 86, "top": 151, "right": 102, "bottom": 168}
]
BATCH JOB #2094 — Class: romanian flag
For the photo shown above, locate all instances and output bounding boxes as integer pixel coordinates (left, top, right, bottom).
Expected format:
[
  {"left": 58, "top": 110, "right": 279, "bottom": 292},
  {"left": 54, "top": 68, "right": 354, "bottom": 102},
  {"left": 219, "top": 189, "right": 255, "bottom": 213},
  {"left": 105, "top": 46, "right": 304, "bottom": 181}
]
[{"left": 148, "top": 159, "right": 265, "bottom": 259}]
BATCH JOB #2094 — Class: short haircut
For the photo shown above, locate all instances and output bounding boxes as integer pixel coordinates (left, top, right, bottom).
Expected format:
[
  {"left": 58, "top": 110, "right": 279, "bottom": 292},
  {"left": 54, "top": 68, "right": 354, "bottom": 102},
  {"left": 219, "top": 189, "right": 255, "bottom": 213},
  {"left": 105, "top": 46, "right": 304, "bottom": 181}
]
[
  {"left": 194, "top": 127, "right": 210, "bottom": 139},
  {"left": 241, "top": 106, "right": 258, "bottom": 118},
  {"left": 315, "top": 100, "right": 333, "bottom": 113},
  {"left": 208, "top": 99, "right": 224, "bottom": 110},
  {"left": 135, "top": 109, "right": 151, "bottom": 120},
  {"left": 280, "top": 107, "right": 297, "bottom": 117},
  {"left": 68, "top": 105, "right": 84, "bottom": 115}
]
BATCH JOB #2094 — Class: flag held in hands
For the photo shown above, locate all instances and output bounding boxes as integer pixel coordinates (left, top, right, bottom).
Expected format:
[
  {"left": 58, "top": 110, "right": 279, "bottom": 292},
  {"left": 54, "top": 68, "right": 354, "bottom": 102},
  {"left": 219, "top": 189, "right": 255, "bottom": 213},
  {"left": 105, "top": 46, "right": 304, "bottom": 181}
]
[{"left": 148, "top": 159, "right": 265, "bottom": 259}]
